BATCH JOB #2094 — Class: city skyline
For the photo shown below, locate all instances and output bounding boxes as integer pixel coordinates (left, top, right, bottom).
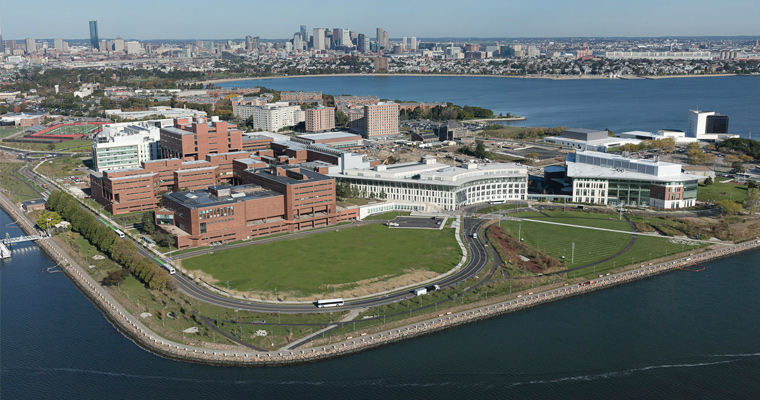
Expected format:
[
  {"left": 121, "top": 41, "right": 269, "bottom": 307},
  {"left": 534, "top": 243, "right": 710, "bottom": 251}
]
[{"left": 1, "top": 0, "right": 759, "bottom": 40}]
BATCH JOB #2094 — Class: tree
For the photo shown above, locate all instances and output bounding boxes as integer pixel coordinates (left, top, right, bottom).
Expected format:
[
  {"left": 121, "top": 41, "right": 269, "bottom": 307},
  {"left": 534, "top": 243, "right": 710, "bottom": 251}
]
[
  {"left": 731, "top": 161, "right": 745, "bottom": 174},
  {"left": 103, "top": 269, "right": 126, "bottom": 286},
  {"left": 335, "top": 110, "right": 349, "bottom": 128},
  {"left": 703, "top": 176, "right": 713, "bottom": 186},
  {"left": 36, "top": 211, "right": 62, "bottom": 230},
  {"left": 524, "top": 153, "right": 539, "bottom": 165},
  {"left": 716, "top": 199, "right": 743, "bottom": 215},
  {"left": 141, "top": 211, "right": 156, "bottom": 234},
  {"left": 474, "top": 141, "right": 487, "bottom": 159},
  {"left": 744, "top": 188, "right": 760, "bottom": 213}
]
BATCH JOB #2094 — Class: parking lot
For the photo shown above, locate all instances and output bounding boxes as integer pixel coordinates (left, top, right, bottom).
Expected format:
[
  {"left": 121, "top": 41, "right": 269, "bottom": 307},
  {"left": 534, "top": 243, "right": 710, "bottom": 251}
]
[{"left": 389, "top": 216, "right": 446, "bottom": 229}]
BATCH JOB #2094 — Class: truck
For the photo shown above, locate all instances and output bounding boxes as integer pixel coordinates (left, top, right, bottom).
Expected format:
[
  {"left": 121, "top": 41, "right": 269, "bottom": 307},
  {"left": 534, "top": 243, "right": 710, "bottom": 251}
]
[
  {"left": 425, "top": 284, "right": 440, "bottom": 293},
  {"left": 413, "top": 288, "right": 428, "bottom": 296}
]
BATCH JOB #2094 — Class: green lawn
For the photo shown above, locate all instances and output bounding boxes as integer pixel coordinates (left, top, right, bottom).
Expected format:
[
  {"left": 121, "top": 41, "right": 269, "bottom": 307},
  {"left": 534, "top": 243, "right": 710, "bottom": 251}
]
[
  {"left": 37, "top": 156, "right": 87, "bottom": 177},
  {"left": 476, "top": 203, "right": 525, "bottom": 214},
  {"left": 0, "top": 127, "right": 24, "bottom": 139},
  {"left": 498, "top": 209, "right": 706, "bottom": 278},
  {"left": 0, "top": 162, "right": 41, "bottom": 202},
  {"left": 1, "top": 139, "right": 92, "bottom": 153},
  {"left": 363, "top": 211, "right": 411, "bottom": 220},
  {"left": 698, "top": 178, "right": 748, "bottom": 203},
  {"left": 182, "top": 224, "right": 462, "bottom": 297}
]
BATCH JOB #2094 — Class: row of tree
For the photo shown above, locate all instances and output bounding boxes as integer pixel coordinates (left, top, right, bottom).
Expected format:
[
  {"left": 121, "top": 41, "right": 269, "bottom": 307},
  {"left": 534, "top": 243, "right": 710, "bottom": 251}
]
[{"left": 46, "top": 191, "right": 173, "bottom": 291}]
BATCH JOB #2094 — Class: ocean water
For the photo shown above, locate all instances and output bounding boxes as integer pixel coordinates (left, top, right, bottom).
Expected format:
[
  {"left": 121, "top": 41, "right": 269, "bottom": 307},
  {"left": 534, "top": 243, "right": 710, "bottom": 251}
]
[
  {"left": 219, "top": 75, "right": 760, "bottom": 137},
  {"left": 1, "top": 207, "right": 759, "bottom": 398}
]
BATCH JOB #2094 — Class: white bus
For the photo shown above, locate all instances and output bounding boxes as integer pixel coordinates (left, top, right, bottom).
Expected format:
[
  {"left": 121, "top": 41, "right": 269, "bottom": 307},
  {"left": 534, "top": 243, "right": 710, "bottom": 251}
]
[
  {"left": 164, "top": 265, "right": 176, "bottom": 275},
  {"left": 315, "top": 298, "right": 345, "bottom": 308},
  {"left": 114, "top": 229, "right": 126, "bottom": 238}
]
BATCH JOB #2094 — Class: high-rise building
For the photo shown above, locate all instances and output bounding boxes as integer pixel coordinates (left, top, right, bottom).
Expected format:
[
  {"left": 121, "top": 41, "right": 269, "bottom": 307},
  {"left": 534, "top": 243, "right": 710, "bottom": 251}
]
[
  {"left": 25, "top": 38, "right": 36, "bottom": 54},
  {"left": 382, "top": 31, "right": 389, "bottom": 49},
  {"left": 300, "top": 25, "right": 309, "bottom": 45},
  {"left": 89, "top": 20, "right": 99, "bottom": 50},
  {"left": 305, "top": 106, "right": 336, "bottom": 132},
  {"left": 0, "top": 19, "right": 4, "bottom": 54},
  {"left": 410, "top": 37, "right": 417, "bottom": 50},
  {"left": 245, "top": 35, "right": 254, "bottom": 51},
  {"left": 313, "top": 28, "right": 325, "bottom": 51},
  {"left": 113, "top": 37, "right": 125, "bottom": 52},
  {"left": 376, "top": 28, "right": 384, "bottom": 48},
  {"left": 53, "top": 38, "right": 65, "bottom": 51},
  {"left": 293, "top": 33, "right": 303, "bottom": 51},
  {"left": 402, "top": 37, "right": 407, "bottom": 50},
  {"left": 362, "top": 102, "right": 399, "bottom": 138},
  {"left": 341, "top": 29, "right": 350, "bottom": 47},
  {"left": 358, "top": 33, "right": 368, "bottom": 52}
]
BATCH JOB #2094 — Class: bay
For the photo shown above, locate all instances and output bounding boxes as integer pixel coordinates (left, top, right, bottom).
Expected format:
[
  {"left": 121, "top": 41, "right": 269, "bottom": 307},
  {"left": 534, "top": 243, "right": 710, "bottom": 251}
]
[{"left": 219, "top": 75, "right": 760, "bottom": 137}]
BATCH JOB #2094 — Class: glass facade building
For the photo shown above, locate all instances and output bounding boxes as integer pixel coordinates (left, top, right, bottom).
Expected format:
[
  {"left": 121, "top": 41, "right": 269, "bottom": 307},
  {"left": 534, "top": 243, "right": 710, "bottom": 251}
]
[{"left": 89, "top": 21, "right": 99, "bottom": 50}]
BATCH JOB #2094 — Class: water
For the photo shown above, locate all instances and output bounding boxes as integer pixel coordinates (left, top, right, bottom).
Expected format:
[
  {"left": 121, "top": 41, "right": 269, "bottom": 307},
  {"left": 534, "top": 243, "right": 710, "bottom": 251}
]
[
  {"left": 219, "top": 75, "right": 760, "bottom": 136},
  {"left": 2, "top": 205, "right": 759, "bottom": 398}
]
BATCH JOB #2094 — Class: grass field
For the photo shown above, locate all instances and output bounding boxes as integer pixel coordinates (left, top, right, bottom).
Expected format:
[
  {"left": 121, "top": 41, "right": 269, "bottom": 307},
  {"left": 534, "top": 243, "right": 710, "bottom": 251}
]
[
  {"left": 182, "top": 224, "right": 461, "bottom": 297},
  {"left": 363, "top": 211, "right": 411, "bottom": 220},
  {"left": 499, "top": 210, "right": 705, "bottom": 278},
  {"left": 476, "top": 203, "right": 525, "bottom": 214},
  {"left": 36, "top": 156, "right": 87, "bottom": 177},
  {"left": 698, "top": 178, "right": 748, "bottom": 203},
  {"left": 0, "top": 127, "right": 24, "bottom": 139},
  {"left": 0, "top": 162, "right": 41, "bottom": 202},
  {"left": 1, "top": 139, "right": 92, "bottom": 152}
]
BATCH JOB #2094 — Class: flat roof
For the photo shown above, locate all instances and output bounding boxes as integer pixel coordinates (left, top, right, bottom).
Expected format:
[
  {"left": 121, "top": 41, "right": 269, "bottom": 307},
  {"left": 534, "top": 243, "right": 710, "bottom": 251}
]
[
  {"left": 297, "top": 132, "right": 361, "bottom": 141},
  {"left": 164, "top": 184, "right": 281, "bottom": 209},
  {"left": 251, "top": 166, "right": 334, "bottom": 185},
  {"left": 161, "top": 126, "right": 193, "bottom": 136}
]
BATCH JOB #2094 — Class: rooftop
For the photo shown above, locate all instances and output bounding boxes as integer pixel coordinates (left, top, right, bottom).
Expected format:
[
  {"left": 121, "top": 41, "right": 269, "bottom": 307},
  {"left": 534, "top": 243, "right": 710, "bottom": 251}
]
[
  {"left": 297, "top": 131, "right": 361, "bottom": 141},
  {"left": 163, "top": 184, "right": 281, "bottom": 209}
]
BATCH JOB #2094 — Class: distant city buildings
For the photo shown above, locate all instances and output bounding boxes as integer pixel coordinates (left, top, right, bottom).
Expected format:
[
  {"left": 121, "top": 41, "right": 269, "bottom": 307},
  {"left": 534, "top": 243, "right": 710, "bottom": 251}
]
[
  {"left": 233, "top": 101, "right": 305, "bottom": 132},
  {"left": 89, "top": 20, "right": 99, "bottom": 50}
]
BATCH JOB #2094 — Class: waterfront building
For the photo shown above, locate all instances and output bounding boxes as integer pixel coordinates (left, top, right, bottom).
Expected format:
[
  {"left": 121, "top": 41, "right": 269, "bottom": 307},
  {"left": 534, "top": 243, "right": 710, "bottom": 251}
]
[
  {"left": 305, "top": 106, "right": 335, "bottom": 132},
  {"left": 605, "top": 51, "right": 713, "bottom": 60},
  {"left": 159, "top": 118, "right": 243, "bottom": 161},
  {"left": 232, "top": 102, "right": 305, "bottom": 132},
  {"left": 89, "top": 21, "right": 99, "bottom": 50},
  {"left": 373, "top": 56, "right": 389, "bottom": 72},
  {"left": 331, "top": 156, "right": 528, "bottom": 211},
  {"left": 280, "top": 91, "right": 322, "bottom": 104},
  {"left": 565, "top": 151, "right": 700, "bottom": 209},
  {"left": 92, "top": 122, "right": 161, "bottom": 172},
  {"left": 686, "top": 110, "right": 735, "bottom": 141},
  {"left": 544, "top": 128, "right": 641, "bottom": 152}
]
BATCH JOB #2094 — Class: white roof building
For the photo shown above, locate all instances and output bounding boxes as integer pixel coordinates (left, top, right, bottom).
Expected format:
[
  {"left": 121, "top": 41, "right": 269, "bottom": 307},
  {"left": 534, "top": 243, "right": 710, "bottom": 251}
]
[{"left": 92, "top": 122, "right": 161, "bottom": 171}]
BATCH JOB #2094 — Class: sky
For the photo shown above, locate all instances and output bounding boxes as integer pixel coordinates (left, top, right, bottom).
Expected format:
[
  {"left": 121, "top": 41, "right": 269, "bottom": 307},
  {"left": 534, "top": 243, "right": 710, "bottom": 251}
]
[{"left": 1, "top": 0, "right": 759, "bottom": 40}]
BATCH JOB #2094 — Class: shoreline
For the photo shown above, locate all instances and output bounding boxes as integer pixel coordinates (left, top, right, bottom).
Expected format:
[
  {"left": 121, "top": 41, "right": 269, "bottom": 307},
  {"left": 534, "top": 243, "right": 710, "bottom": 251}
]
[
  {"left": 2, "top": 192, "right": 758, "bottom": 366},
  {"left": 201, "top": 73, "right": 741, "bottom": 85}
]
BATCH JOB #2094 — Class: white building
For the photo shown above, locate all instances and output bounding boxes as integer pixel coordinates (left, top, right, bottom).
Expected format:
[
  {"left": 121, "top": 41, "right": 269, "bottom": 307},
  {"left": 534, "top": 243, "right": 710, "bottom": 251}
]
[
  {"left": 232, "top": 101, "right": 305, "bottom": 132},
  {"left": 92, "top": 122, "right": 161, "bottom": 171},
  {"left": 544, "top": 128, "right": 642, "bottom": 152},
  {"left": 104, "top": 106, "right": 206, "bottom": 121},
  {"left": 313, "top": 28, "right": 325, "bottom": 51},
  {"left": 125, "top": 41, "right": 143, "bottom": 55},
  {"left": 566, "top": 151, "right": 700, "bottom": 209},
  {"left": 331, "top": 156, "right": 528, "bottom": 211},
  {"left": 686, "top": 110, "right": 738, "bottom": 141}
]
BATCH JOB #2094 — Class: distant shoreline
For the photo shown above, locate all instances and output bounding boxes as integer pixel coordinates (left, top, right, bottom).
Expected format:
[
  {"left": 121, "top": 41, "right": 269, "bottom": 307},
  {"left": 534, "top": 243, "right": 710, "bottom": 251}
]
[{"left": 201, "top": 73, "right": 740, "bottom": 85}]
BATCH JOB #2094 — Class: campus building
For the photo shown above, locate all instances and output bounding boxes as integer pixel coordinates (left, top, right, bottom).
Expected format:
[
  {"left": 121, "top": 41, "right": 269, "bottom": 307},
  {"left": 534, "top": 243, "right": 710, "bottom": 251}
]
[
  {"left": 92, "top": 122, "right": 161, "bottom": 172},
  {"left": 331, "top": 156, "right": 528, "bottom": 211},
  {"left": 292, "top": 131, "right": 363, "bottom": 149},
  {"left": 232, "top": 101, "right": 305, "bottom": 132},
  {"left": 351, "top": 102, "right": 399, "bottom": 138},
  {"left": 543, "top": 128, "right": 641, "bottom": 152},
  {"left": 565, "top": 151, "right": 700, "bottom": 209},
  {"left": 159, "top": 118, "right": 243, "bottom": 161},
  {"left": 305, "top": 106, "right": 335, "bottom": 132},
  {"left": 686, "top": 110, "right": 737, "bottom": 141},
  {"left": 155, "top": 165, "right": 357, "bottom": 248},
  {"left": 280, "top": 91, "right": 322, "bottom": 104}
]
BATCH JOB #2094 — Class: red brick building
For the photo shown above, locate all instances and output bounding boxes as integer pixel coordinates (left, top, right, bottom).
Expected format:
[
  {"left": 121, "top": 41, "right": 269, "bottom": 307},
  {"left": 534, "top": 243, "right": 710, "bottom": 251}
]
[
  {"left": 305, "top": 106, "right": 335, "bottom": 132},
  {"left": 280, "top": 91, "right": 323, "bottom": 104},
  {"left": 160, "top": 118, "right": 243, "bottom": 161}
]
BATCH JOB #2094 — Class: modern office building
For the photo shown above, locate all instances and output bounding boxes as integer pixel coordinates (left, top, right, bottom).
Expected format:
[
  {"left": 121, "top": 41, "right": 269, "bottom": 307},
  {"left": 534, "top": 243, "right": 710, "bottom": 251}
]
[
  {"left": 159, "top": 118, "right": 243, "bottom": 161},
  {"left": 292, "top": 131, "right": 363, "bottom": 149},
  {"left": 92, "top": 122, "right": 161, "bottom": 172},
  {"left": 305, "top": 106, "right": 335, "bottom": 132},
  {"left": 544, "top": 128, "right": 641, "bottom": 152},
  {"left": 331, "top": 156, "right": 528, "bottom": 211},
  {"left": 376, "top": 28, "right": 384, "bottom": 48},
  {"left": 299, "top": 25, "right": 309, "bottom": 45},
  {"left": 686, "top": 110, "right": 731, "bottom": 141},
  {"left": 361, "top": 102, "right": 399, "bottom": 138},
  {"left": 89, "top": 20, "right": 99, "bottom": 50},
  {"left": 565, "top": 151, "right": 700, "bottom": 209},
  {"left": 232, "top": 102, "right": 305, "bottom": 132}
]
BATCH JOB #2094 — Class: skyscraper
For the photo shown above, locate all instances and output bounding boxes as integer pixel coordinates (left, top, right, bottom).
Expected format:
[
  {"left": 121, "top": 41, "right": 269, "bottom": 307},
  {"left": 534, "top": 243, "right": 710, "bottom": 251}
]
[
  {"left": 358, "top": 33, "right": 368, "bottom": 52},
  {"left": 89, "top": 20, "right": 99, "bottom": 50},
  {"left": 376, "top": 28, "right": 384, "bottom": 48},
  {"left": 411, "top": 37, "right": 417, "bottom": 50},
  {"left": 300, "top": 25, "right": 309, "bottom": 45},
  {"left": 0, "top": 17, "right": 4, "bottom": 54},
  {"left": 25, "top": 38, "right": 36, "bottom": 54},
  {"left": 313, "top": 28, "right": 325, "bottom": 51}
]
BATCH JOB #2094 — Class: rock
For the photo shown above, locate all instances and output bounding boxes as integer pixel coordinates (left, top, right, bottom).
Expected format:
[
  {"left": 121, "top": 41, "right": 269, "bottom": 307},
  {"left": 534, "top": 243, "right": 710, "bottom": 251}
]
[
  {"left": 140, "top": 312, "right": 152, "bottom": 319},
  {"left": 183, "top": 327, "right": 199, "bottom": 334}
]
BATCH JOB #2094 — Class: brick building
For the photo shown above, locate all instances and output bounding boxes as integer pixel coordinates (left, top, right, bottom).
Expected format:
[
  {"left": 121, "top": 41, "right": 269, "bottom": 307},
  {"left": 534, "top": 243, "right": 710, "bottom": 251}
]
[
  {"left": 362, "top": 102, "right": 399, "bottom": 138},
  {"left": 305, "top": 106, "right": 335, "bottom": 133},
  {"left": 280, "top": 91, "right": 322, "bottom": 104},
  {"left": 160, "top": 118, "right": 243, "bottom": 161}
]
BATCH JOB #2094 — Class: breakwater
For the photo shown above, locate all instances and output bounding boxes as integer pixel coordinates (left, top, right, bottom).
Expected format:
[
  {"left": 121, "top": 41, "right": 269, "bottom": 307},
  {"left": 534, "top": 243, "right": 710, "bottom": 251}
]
[{"left": 1, "top": 192, "right": 758, "bottom": 366}]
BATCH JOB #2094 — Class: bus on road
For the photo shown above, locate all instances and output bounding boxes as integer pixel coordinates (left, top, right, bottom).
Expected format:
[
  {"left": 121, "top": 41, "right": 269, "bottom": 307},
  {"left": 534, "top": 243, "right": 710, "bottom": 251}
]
[
  {"left": 114, "top": 229, "right": 126, "bottom": 238},
  {"left": 315, "top": 298, "right": 345, "bottom": 308}
]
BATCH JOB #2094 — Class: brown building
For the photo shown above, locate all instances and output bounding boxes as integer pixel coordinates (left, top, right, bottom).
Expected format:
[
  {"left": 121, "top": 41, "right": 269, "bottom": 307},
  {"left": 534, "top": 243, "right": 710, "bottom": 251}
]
[
  {"left": 160, "top": 118, "right": 242, "bottom": 161},
  {"left": 280, "top": 91, "right": 323, "bottom": 104},
  {"left": 305, "top": 106, "right": 335, "bottom": 132},
  {"left": 362, "top": 102, "right": 399, "bottom": 138},
  {"left": 90, "top": 152, "right": 255, "bottom": 215},
  {"left": 373, "top": 56, "right": 389, "bottom": 72},
  {"left": 241, "top": 134, "right": 274, "bottom": 152},
  {"left": 22, "top": 198, "right": 47, "bottom": 212},
  {"left": 155, "top": 166, "right": 357, "bottom": 248}
]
